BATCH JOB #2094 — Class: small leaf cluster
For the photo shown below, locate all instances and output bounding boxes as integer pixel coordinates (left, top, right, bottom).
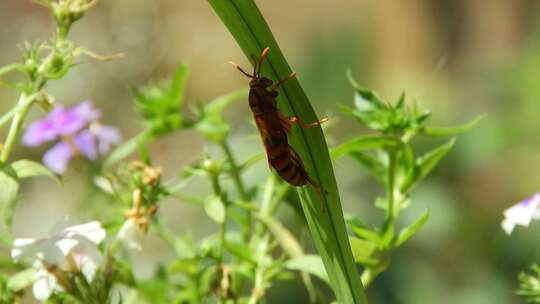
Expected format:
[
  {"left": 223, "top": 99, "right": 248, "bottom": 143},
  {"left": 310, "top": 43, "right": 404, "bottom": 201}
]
[
  {"left": 518, "top": 264, "right": 540, "bottom": 303},
  {"left": 333, "top": 73, "right": 482, "bottom": 286},
  {"left": 134, "top": 66, "right": 187, "bottom": 137}
]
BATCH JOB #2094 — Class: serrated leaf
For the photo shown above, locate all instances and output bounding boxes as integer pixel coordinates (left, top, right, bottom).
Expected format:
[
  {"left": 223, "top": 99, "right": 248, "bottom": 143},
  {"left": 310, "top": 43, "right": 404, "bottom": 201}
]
[
  {"left": 11, "top": 159, "right": 57, "bottom": 180},
  {"left": 204, "top": 195, "right": 225, "bottom": 224},
  {"left": 401, "top": 138, "right": 456, "bottom": 193},
  {"left": 331, "top": 136, "right": 400, "bottom": 159},
  {"left": 420, "top": 115, "right": 484, "bottom": 137},
  {"left": 7, "top": 268, "right": 36, "bottom": 292},
  {"left": 286, "top": 255, "right": 330, "bottom": 285},
  {"left": 0, "top": 167, "right": 19, "bottom": 232},
  {"left": 394, "top": 210, "right": 429, "bottom": 247},
  {"left": 349, "top": 237, "right": 378, "bottom": 266}
]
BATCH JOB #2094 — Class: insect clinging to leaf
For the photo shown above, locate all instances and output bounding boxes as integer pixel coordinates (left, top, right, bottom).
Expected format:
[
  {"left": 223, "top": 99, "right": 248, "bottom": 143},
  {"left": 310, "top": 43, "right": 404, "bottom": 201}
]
[{"left": 229, "top": 47, "right": 328, "bottom": 210}]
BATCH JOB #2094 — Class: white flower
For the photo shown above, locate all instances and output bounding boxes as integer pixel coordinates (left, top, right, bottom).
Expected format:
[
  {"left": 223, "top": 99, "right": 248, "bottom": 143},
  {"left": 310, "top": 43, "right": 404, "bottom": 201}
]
[
  {"left": 31, "top": 261, "right": 62, "bottom": 301},
  {"left": 117, "top": 218, "right": 145, "bottom": 251},
  {"left": 502, "top": 193, "right": 540, "bottom": 234},
  {"left": 11, "top": 221, "right": 106, "bottom": 301}
]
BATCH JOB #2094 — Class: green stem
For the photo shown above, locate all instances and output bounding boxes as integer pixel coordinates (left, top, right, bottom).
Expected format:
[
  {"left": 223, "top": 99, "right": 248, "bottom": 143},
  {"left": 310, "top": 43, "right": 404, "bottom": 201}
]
[
  {"left": 386, "top": 148, "right": 397, "bottom": 221},
  {"left": 0, "top": 92, "right": 39, "bottom": 130},
  {"left": 1, "top": 93, "right": 35, "bottom": 163},
  {"left": 209, "top": 173, "right": 229, "bottom": 303},
  {"left": 220, "top": 140, "right": 253, "bottom": 244},
  {"left": 0, "top": 64, "right": 23, "bottom": 78},
  {"left": 248, "top": 234, "right": 270, "bottom": 304},
  {"left": 220, "top": 140, "right": 248, "bottom": 201}
]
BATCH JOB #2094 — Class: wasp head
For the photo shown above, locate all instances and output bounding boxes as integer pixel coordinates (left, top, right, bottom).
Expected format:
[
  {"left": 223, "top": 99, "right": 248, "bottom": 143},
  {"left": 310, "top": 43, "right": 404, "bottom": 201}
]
[{"left": 249, "top": 77, "right": 273, "bottom": 88}]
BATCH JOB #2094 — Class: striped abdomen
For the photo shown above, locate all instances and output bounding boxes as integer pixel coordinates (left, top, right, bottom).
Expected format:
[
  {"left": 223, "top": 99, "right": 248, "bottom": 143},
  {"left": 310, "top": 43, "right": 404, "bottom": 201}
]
[{"left": 265, "top": 134, "right": 309, "bottom": 186}]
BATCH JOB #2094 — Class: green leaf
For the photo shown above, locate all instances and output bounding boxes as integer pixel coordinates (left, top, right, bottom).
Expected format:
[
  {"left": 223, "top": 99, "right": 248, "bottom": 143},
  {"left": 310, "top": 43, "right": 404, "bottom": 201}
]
[
  {"left": 134, "top": 65, "right": 188, "bottom": 135},
  {"left": 420, "top": 115, "right": 484, "bottom": 137},
  {"left": 349, "top": 237, "right": 378, "bottom": 266},
  {"left": 208, "top": 1, "right": 367, "bottom": 302},
  {"left": 0, "top": 167, "right": 19, "bottom": 232},
  {"left": 168, "top": 258, "right": 198, "bottom": 275},
  {"left": 348, "top": 151, "right": 387, "bottom": 185},
  {"left": 11, "top": 159, "right": 57, "bottom": 180},
  {"left": 401, "top": 138, "right": 456, "bottom": 193},
  {"left": 194, "top": 89, "right": 247, "bottom": 142},
  {"left": 7, "top": 268, "right": 36, "bottom": 292},
  {"left": 104, "top": 132, "right": 150, "bottom": 167},
  {"left": 203, "top": 195, "right": 226, "bottom": 224},
  {"left": 331, "top": 135, "right": 400, "bottom": 159},
  {"left": 349, "top": 225, "right": 382, "bottom": 247},
  {"left": 224, "top": 240, "right": 256, "bottom": 263},
  {"left": 285, "top": 255, "right": 330, "bottom": 286},
  {"left": 169, "top": 65, "right": 189, "bottom": 106},
  {"left": 394, "top": 210, "right": 429, "bottom": 247}
]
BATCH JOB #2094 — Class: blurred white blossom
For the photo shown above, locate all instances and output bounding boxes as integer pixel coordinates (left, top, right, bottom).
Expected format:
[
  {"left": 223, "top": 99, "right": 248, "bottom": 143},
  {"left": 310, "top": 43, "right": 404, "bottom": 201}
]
[
  {"left": 117, "top": 218, "right": 145, "bottom": 251},
  {"left": 11, "top": 221, "right": 106, "bottom": 301},
  {"left": 502, "top": 193, "right": 540, "bottom": 234}
]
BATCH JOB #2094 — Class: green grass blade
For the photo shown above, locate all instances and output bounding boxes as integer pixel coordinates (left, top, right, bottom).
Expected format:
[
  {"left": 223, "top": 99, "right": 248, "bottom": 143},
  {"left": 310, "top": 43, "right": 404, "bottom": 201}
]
[{"left": 207, "top": 1, "right": 368, "bottom": 303}]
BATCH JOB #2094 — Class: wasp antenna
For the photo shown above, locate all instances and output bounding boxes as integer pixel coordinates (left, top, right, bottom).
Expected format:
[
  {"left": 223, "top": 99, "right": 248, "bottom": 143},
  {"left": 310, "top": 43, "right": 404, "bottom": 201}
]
[
  {"left": 256, "top": 47, "right": 271, "bottom": 77},
  {"left": 261, "top": 47, "right": 270, "bottom": 57},
  {"left": 229, "top": 61, "right": 253, "bottom": 78}
]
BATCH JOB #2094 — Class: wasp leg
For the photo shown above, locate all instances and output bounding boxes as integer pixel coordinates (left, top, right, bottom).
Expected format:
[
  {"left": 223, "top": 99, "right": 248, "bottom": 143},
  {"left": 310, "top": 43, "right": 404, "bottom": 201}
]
[
  {"left": 271, "top": 72, "right": 296, "bottom": 91},
  {"left": 287, "top": 116, "right": 328, "bottom": 129}
]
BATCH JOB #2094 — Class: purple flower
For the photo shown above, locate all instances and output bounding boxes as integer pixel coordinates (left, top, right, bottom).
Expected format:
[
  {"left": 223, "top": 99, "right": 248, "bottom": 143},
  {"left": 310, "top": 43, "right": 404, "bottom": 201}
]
[
  {"left": 90, "top": 125, "right": 122, "bottom": 155},
  {"left": 23, "top": 101, "right": 121, "bottom": 174}
]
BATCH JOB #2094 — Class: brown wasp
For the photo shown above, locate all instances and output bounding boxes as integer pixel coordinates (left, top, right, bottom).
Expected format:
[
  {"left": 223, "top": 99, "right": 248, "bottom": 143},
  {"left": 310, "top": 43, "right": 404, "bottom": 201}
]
[{"left": 230, "top": 47, "right": 328, "bottom": 210}]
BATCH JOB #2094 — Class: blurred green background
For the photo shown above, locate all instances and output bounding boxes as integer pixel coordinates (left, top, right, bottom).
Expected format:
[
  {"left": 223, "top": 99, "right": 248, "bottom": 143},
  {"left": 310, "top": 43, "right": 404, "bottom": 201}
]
[{"left": 2, "top": 0, "right": 540, "bottom": 303}]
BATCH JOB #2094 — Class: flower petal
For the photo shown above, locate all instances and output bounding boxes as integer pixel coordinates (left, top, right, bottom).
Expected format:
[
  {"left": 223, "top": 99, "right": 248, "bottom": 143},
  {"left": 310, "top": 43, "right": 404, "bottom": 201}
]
[
  {"left": 61, "top": 221, "right": 106, "bottom": 244},
  {"left": 91, "top": 124, "right": 122, "bottom": 155},
  {"left": 32, "top": 267, "right": 59, "bottom": 301},
  {"left": 12, "top": 237, "right": 66, "bottom": 265},
  {"left": 70, "top": 245, "right": 100, "bottom": 282},
  {"left": 73, "top": 130, "right": 97, "bottom": 160},
  {"left": 11, "top": 238, "right": 37, "bottom": 260},
  {"left": 502, "top": 193, "right": 540, "bottom": 235},
  {"left": 22, "top": 119, "right": 58, "bottom": 147},
  {"left": 43, "top": 141, "right": 73, "bottom": 174},
  {"left": 55, "top": 238, "right": 79, "bottom": 256},
  {"left": 48, "top": 106, "right": 88, "bottom": 136},
  {"left": 117, "top": 219, "right": 145, "bottom": 251},
  {"left": 72, "top": 101, "right": 101, "bottom": 123}
]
